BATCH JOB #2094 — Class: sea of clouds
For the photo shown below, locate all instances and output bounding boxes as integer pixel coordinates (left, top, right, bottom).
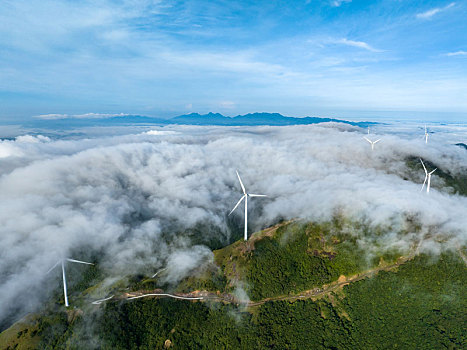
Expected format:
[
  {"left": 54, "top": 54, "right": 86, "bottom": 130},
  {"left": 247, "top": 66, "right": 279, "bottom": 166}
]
[{"left": 0, "top": 123, "right": 466, "bottom": 326}]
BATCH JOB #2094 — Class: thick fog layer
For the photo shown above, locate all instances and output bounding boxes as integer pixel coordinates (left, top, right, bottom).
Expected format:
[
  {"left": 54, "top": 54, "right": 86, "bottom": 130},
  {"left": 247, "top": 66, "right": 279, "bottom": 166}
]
[{"left": 0, "top": 124, "right": 466, "bottom": 324}]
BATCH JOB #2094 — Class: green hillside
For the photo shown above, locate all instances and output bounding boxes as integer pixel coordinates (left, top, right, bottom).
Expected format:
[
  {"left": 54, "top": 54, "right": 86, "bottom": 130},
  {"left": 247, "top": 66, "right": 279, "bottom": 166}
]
[
  {"left": 213, "top": 220, "right": 400, "bottom": 300},
  {"left": 404, "top": 156, "right": 467, "bottom": 196},
  {"left": 1, "top": 220, "right": 466, "bottom": 349}
]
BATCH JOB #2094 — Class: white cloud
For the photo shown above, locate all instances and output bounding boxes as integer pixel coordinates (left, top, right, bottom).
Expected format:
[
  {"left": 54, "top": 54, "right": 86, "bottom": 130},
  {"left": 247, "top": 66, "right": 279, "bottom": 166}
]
[
  {"left": 445, "top": 50, "right": 467, "bottom": 57},
  {"left": 334, "top": 38, "right": 383, "bottom": 52},
  {"left": 219, "top": 101, "right": 236, "bottom": 109},
  {"left": 33, "top": 113, "right": 130, "bottom": 120},
  {"left": 0, "top": 124, "right": 466, "bottom": 326},
  {"left": 416, "top": 2, "right": 455, "bottom": 19},
  {"left": 331, "top": 0, "right": 352, "bottom": 7},
  {"left": 0, "top": 142, "right": 21, "bottom": 158},
  {"left": 15, "top": 135, "right": 51, "bottom": 143},
  {"left": 144, "top": 130, "right": 179, "bottom": 136}
]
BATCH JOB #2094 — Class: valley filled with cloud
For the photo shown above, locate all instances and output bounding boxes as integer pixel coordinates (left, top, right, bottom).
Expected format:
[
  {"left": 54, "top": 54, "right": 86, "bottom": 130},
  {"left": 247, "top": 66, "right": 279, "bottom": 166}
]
[{"left": 0, "top": 123, "right": 465, "bottom": 326}]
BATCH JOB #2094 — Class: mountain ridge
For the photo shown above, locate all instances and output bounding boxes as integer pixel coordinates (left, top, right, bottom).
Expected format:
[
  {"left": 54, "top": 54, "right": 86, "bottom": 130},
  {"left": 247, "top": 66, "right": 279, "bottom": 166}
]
[
  {"left": 170, "top": 112, "right": 375, "bottom": 127},
  {"left": 28, "top": 112, "right": 376, "bottom": 128}
]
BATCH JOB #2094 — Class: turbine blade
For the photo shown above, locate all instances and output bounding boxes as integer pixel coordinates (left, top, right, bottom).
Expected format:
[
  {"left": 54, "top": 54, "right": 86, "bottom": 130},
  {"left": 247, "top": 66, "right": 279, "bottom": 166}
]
[
  {"left": 66, "top": 258, "right": 94, "bottom": 265},
  {"left": 152, "top": 267, "right": 167, "bottom": 278},
  {"left": 429, "top": 168, "right": 437, "bottom": 175},
  {"left": 229, "top": 195, "right": 245, "bottom": 216},
  {"left": 236, "top": 170, "right": 246, "bottom": 194},
  {"left": 374, "top": 139, "right": 381, "bottom": 144},
  {"left": 420, "top": 159, "right": 427, "bottom": 174},
  {"left": 248, "top": 194, "right": 267, "bottom": 197},
  {"left": 363, "top": 137, "right": 371, "bottom": 144},
  {"left": 46, "top": 260, "right": 61, "bottom": 274}
]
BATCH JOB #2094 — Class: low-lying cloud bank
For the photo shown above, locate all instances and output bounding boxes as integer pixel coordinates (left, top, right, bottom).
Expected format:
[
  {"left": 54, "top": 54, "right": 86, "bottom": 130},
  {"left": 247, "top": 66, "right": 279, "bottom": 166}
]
[{"left": 0, "top": 124, "right": 466, "bottom": 325}]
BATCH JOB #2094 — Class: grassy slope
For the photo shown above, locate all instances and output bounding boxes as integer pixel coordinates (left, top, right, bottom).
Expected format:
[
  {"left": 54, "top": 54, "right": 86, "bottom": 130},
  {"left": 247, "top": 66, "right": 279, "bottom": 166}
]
[{"left": 0, "top": 315, "right": 41, "bottom": 350}]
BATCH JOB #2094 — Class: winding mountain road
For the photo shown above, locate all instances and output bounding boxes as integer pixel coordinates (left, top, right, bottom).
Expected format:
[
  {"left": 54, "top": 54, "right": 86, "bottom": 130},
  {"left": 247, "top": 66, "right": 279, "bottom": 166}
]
[{"left": 91, "top": 255, "right": 412, "bottom": 307}]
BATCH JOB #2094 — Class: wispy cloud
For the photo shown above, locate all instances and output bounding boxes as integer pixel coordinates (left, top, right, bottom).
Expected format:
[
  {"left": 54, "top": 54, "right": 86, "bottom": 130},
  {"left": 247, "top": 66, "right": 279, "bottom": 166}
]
[
  {"left": 416, "top": 2, "right": 455, "bottom": 19},
  {"left": 33, "top": 113, "right": 130, "bottom": 120},
  {"left": 335, "top": 38, "right": 383, "bottom": 52},
  {"left": 331, "top": 0, "right": 352, "bottom": 7},
  {"left": 445, "top": 50, "right": 467, "bottom": 56},
  {"left": 219, "top": 101, "right": 236, "bottom": 109}
]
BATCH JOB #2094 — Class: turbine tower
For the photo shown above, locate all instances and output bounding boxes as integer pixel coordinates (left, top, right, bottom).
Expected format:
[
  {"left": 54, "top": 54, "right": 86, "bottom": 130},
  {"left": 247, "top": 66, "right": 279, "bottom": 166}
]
[
  {"left": 229, "top": 170, "right": 266, "bottom": 241},
  {"left": 420, "top": 159, "right": 437, "bottom": 193},
  {"left": 47, "top": 257, "right": 94, "bottom": 307},
  {"left": 364, "top": 136, "right": 381, "bottom": 150},
  {"left": 424, "top": 125, "right": 429, "bottom": 144}
]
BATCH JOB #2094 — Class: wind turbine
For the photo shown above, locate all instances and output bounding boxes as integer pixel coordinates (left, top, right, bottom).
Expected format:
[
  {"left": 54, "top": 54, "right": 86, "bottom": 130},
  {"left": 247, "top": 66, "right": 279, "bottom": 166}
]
[
  {"left": 363, "top": 136, "right": 381, "bottom": 150},
  {"left": 367, "top": 126, "right": 370, "bottom": 135},
  {"left": 229, "top": 170, "right": 266, "bottom": 241},
  {"left": 420, "top": 159, "right": 436, "bottom": 193},
  {"left": 424, "top": 125, "right": 429, "bottom": 144},
  {"left": 47, "top": 257, "right": 94, "bottom": 307}
]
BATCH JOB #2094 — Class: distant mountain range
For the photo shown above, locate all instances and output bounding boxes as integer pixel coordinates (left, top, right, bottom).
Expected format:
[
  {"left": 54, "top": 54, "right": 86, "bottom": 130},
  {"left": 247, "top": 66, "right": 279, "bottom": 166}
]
[
  {"left": 29, "top": 112, "right": 375, "bottom": 129},
  {"left": 170, "top": 112, "right": 374, "bottom": 127}
]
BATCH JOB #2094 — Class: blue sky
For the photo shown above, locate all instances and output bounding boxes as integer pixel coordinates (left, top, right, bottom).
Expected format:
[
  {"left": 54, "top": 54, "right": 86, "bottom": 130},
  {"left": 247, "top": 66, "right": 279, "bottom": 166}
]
[{"left": 0, "top": 0, "right": 466, "bottom": 121}]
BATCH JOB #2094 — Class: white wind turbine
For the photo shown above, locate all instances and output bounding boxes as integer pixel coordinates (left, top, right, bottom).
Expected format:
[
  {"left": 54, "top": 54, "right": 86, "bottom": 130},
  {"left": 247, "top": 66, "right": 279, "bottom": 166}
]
[
  {"left": 47, "top": 257, "right": 94, "bottom": 307},
  {"left": 363, "top": 136, "right": 381, "bottom": 150},
  {"left": 420, "top": 159, "right": 436, "bottom": 194},
  {"left": 424, "top": 125, "right": 429, "bottom": 144},
  {"left": 229, "top": 170, "right": 267, "bottom": 241}
]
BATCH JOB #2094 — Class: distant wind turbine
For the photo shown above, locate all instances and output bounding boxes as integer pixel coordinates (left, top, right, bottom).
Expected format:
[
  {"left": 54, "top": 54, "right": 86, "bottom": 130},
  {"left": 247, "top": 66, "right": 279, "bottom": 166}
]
[
  {"left": 363, "top": 136, "right": 381, "bottom": 150},
  {"left": 368, "top": 126, "right": 370, "bottom": 134},
  {"left": 229, "top": 170, "right": 267, "bottom": 241},
  {"left": 424, "top": 125, "right": 429, "bottom": 144},
  {"left": 47, "top": 257, "right": 94, "bottom": 307},
  {"left": 420, "top": 159, "right": 436, "bottom": 193}
]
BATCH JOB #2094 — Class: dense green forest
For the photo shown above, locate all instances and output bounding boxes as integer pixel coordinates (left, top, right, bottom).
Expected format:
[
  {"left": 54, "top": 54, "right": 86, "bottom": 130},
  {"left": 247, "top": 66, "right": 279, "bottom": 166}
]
[{"left": 214, "top": 221, "right": 405, "bottom": 300}]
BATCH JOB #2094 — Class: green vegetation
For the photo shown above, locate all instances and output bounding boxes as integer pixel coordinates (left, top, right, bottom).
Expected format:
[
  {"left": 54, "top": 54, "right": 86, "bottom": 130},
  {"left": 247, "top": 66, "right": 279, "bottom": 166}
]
[
  {"left": 2, "top": 220, "right": 465, "bottom": 350},
  {"left": 215, "top": 220, "right": 398, "bottom": 300},
  {"left": 15, "top": 251, "right": 464, "bottom": 349},
  {"left": 0, "top": 315, "right": 41, "bottom": 350},
  {"left": 247, "top": 224, "right": 337, "bottom": 299},
  {"left": 175, "top": 265, "right": 227, "bottom": 293},
  {"left": 341, "top": 252, "right": 466, "bottom": 348}
]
